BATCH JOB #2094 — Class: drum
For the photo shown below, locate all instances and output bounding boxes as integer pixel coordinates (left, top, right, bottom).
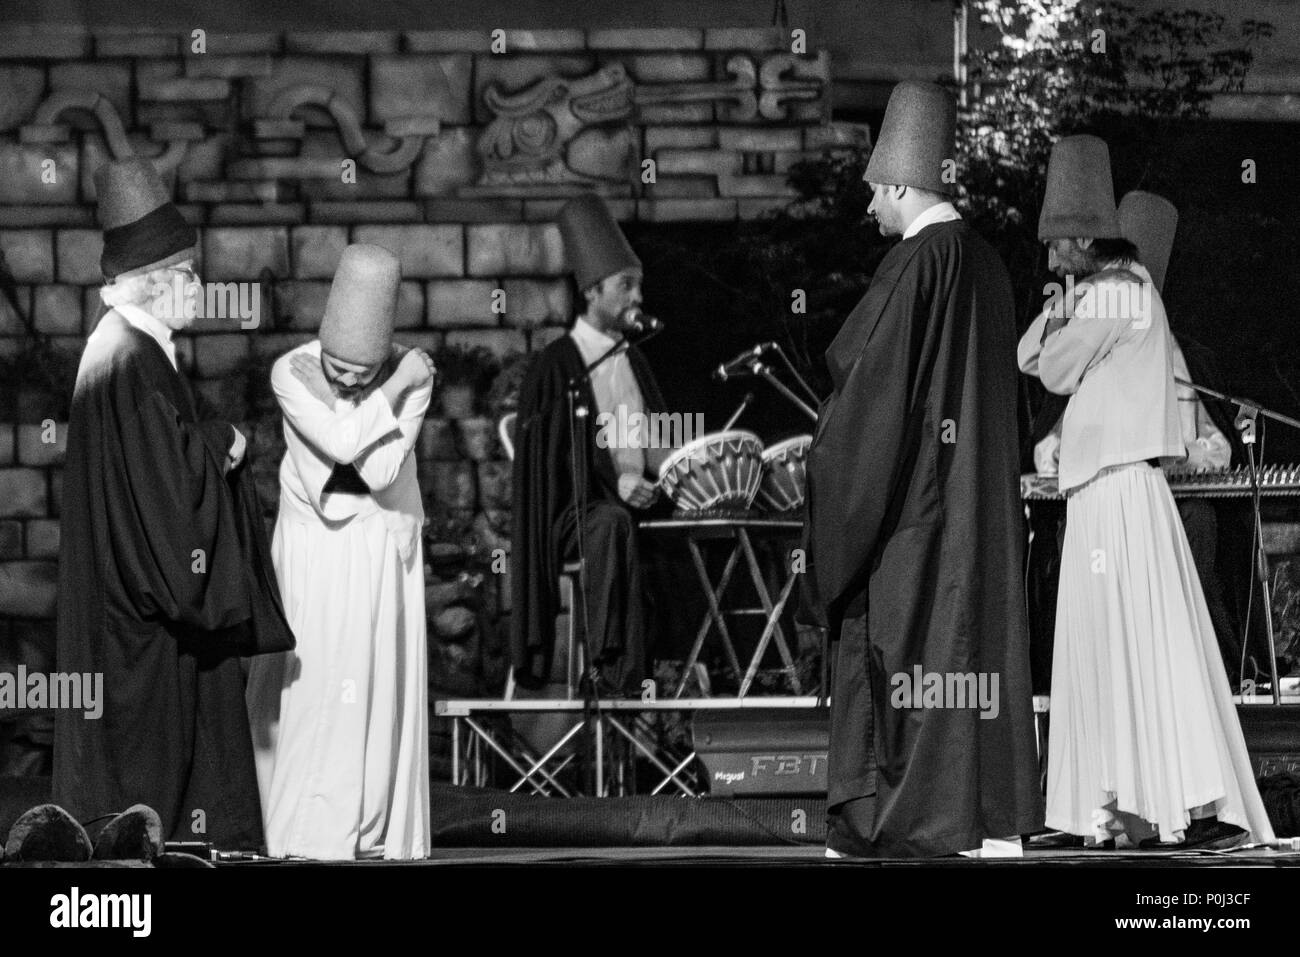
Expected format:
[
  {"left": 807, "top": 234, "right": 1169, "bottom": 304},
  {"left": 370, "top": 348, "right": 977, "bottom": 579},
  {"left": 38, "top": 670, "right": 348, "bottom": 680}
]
[
  {"left": 658, "top": 430, "right": 765, "bottom": 512},
  {"left": 756, "top": 435, "right": 812, "bottom": 512}
]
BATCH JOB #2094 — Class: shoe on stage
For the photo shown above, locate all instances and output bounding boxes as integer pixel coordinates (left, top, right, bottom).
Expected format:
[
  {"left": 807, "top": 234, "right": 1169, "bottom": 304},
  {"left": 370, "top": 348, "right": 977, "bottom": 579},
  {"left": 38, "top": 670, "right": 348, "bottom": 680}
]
[{"left": 1138, "top": 817, "right": 1247, "bottom": 851}]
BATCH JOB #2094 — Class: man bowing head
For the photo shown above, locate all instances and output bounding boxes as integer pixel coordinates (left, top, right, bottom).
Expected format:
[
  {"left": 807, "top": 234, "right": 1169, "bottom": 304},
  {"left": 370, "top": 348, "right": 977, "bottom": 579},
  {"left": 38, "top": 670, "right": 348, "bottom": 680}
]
[
  {"left": 245, "top": 244, "right": 435, "bottom": 860},
  {"left": 54, "top": 157, "right": 293, "bottom": 851},
  {"left": 805, "top": 81, "right": 1044, "bottom": 859}
]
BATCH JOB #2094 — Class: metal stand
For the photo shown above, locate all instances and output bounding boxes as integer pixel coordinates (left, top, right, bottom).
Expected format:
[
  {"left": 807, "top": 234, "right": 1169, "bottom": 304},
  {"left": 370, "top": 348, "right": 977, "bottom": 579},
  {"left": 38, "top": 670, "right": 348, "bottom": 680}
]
[{"left": 1176, "top": 376, "right": 1300, "bottom": 705}]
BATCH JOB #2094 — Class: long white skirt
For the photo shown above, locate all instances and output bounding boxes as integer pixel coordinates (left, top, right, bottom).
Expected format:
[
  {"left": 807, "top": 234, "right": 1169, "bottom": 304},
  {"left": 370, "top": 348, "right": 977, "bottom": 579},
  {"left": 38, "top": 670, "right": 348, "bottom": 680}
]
[
  {"left": 245, "top": 512, "right": 430, "bottom": 860},
  {"left": 1046, "top": 463, "right": 1273, "bottom": 844}
]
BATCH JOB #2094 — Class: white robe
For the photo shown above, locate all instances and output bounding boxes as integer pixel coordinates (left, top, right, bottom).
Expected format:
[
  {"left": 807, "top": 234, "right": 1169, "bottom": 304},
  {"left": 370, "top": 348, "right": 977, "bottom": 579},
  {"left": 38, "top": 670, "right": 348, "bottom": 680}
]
[{"left": 246, "top": 341, "right": 432, "bottom": 860}]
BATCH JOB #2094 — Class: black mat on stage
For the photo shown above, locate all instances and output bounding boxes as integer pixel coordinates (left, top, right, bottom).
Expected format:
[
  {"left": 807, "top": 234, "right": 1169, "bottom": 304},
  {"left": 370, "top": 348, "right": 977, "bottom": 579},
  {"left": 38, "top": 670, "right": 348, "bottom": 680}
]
[{"left": 428, "top": 784, "right": 826, "bottom": 847}]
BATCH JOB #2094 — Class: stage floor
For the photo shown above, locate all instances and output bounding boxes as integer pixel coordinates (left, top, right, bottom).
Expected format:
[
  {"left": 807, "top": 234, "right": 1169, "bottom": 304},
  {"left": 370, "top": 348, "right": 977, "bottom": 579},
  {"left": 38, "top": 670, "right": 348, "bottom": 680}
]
[{"left": 225, "top": 844, "right": 1300, "bottom": 866}]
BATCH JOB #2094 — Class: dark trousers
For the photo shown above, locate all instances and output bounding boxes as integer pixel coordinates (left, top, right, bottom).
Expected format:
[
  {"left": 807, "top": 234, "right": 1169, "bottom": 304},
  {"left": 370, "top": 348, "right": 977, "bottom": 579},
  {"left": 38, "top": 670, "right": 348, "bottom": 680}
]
[
  {"left": 826, "top": 613, "right": 878, "bottom": 855},
  {"left": 556, "top": 501, "right": 648, "bottom": 692}
]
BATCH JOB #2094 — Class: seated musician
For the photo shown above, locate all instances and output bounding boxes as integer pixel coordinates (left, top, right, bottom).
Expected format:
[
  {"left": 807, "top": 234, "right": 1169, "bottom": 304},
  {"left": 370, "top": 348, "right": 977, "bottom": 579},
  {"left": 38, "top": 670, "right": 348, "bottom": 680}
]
[{"left": 509, "top": 194, "right": 677, "bottom": 696}]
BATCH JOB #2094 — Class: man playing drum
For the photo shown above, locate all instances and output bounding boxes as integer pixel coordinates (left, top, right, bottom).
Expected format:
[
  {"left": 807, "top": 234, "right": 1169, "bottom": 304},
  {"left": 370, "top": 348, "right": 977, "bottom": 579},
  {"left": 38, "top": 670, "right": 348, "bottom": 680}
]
[{"left": 510, "top": 194, "right": 675, "bottom": 696}]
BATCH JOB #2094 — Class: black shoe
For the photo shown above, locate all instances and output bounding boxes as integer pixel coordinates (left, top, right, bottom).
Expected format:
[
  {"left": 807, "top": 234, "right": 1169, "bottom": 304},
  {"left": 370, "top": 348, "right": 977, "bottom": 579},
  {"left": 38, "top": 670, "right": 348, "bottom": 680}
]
[
  {"left": 93, "top": 804, "right": 164, "bottom": 861},
  {"left": 1139, "top": 817, "right": 1247, "bottom": 851},
  {"left": 4, "top": 804, "right": 93, "bottom": 862}
]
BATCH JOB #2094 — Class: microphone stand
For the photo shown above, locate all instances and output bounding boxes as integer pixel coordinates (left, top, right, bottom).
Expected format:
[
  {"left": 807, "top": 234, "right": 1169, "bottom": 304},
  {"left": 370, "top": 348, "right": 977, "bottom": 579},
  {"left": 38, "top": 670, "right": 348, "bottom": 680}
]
[
  {"left": 742, "top": 358, "right": 819, "bottom": 424},
  {"left": 563, "top": 324, "right": 660, "bottom": 794},
  {"left": 1176, "top": 376, "right": 1300, "bottom": 705}
]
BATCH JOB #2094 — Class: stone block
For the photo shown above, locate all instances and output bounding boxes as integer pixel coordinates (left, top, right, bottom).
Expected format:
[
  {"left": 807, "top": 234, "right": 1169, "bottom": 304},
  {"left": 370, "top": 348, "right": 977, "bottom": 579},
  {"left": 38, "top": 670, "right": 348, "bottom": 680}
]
[
  {"left": 413, "top": 127, "right": 480, "bottom": 197},
  {"left": 202, "top": 227, "right": 290, "bottom": 281},
  {"left": 394, "top": 281, "right": 424, "bottom": 330},
  {"left": 426, "top": 280, "right": 499, "bottom": 328},
  {"left": 184, "top": 181, "right": 282, "bottom": 203},
  {"left": 191, "top": 32, "right": 283, "bottom": 55},
  {"left": 424, "top": 199, "right": 523, "bottom": 223},
  {"left": 645, "top": 177, "right": 717, "bottom": 199},
  {"left": 24, "top": 519, "right": 60, "bottom": 560},
  {"left": 404, "top": 32, "right": 491, "bottom": 53},
  {"left": 16, "top": 424, "right": 66, "bottom": 467},
  {"left": 0, "top": 230, "right": 54, "bottom": 282},
  {"left": 704, "top": 28, "right": 788, "bottom": 50},
  {"left": 521, "top": 198, "right": 635, "bottom": 222},
  {"left": 0, "top": 520, "right": 20, "bottom": 559},
  {"left": 252, "top": 332, "right": 314, "bottom": 361},
  {"left": 96, "top": 32, "right": 180, "bottom": 57},
  {"left": 208, "top": 204, "right": 306, "bottom": 226},
  {"left": 370, "top": 54, "right": 472, "bottom": 127},
  {"left": 0, "top": 207, "right": 94, "bottom": 229},
  {"left": 50, "top": 62, "right": 133, "bottom": 129},
  {"left": 0, "top": 25, "right": 90, "bottom": 59},
  {"left": 719, "top": 128, "right": 803, "bottom": 152},
  {"left": 0, "top": 141, "right": 79, "bottom": 207},
  {"left": 444, "top": 328, "right": 526, "bottom": 359},
  {"left": 246, "top": 58, "right": 366, "bottom": 131},
  {"left": 0, "top": 561, "right": 57, "bottom": 617},
  {"left": 473, "top": 55, "right": 597, "bottom": 125},
  {"left": 720, "top": 175, "right": 797, "bottom": 197},
  {"left": 0, "top": 67, "right": 47, "bottom": 133},
  {"left": 619, "top": 54, "right": 711, "bottom": 83},
  {"left": 139, "top": 76, "right": 232, "bottom": 103},
  {"left": 352, "top": 224, "right": 463, "bottom": 279},
  {"left": 32, "top": 284, "right": 81, "bottom": 337},
  {"left": 0, "top": 469, "right": 47, "bottom": 518},
  {"left": 54, "top": 230, "right": 103, "bottom": 284},
  {"left": 193, "top": 334, "right": 251, "bottom": 379},
  {"left": 656, "top": 148, "right": 737, "bottom": 177},
  {"left": 587, "top": 29, "right": 704, "bottom": 50},
  {"left": 286, "top": 31, "right": 399, "bottom": 54},
  {"left": 277, "top": 281, "right": 331, "bottom": 331},
  {"left": 306, "top": 201, "right": 423, "bottom": 224},
  {"left": 804, "top": 121, "right": 872, "bottom": 152},
  {"left": 0, "top": 425, "right": 12, "bottom": 464},
  {"left": 645, "top": 126, "right": 717, "bottom": 153},
  {"left": 636, "top": 198, "right": 736, "bottom": 222},
  {"left": 48, "top": 468, "right": 62, "bottom": 518},
  {"left": 465, "top": 224, "right": 564, "bottom": 277},
  {"left": 503, "top": 278, "right": 569, "bottom": 329},
  {"left": 82, "top": 287, "right": 105, "bottom": 334},
  {"left": 291, "top": 226, "right": 349, "bottom": 279},
  {"left": 184, "top": 55, "right": 275, "bottom": 79},
  {"left": 638, "top": 103, "right": 713, "bottom": 124}
]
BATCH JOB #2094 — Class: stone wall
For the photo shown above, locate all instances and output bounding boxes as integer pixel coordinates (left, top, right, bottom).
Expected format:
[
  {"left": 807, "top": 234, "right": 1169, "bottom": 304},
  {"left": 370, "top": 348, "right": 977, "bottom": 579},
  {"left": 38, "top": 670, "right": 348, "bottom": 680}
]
[{"left": 0, "top": 26, "right": 849, "bottom": 778}]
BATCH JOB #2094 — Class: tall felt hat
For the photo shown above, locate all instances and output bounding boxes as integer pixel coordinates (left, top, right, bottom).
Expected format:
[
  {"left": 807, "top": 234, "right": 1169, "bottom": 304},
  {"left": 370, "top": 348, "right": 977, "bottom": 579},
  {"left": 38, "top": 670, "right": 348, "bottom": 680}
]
[
  {"left": 1118, "top": 190, "right": 1178, "bottom": 294},
  {"left": 1038, "top": 135, "right": 1123, "bottom": 241},
  {"left": 318, "top": 244, "right": 400, "bottom": 366},
  {"left": 94, "top": 157, "right": 198, "bottom": 281},
  {"left": 556, "top": 194, "right": 641, "bottom": 291},
  {"left": 862, "top": 80, "right": 957, "bottom": 196}
]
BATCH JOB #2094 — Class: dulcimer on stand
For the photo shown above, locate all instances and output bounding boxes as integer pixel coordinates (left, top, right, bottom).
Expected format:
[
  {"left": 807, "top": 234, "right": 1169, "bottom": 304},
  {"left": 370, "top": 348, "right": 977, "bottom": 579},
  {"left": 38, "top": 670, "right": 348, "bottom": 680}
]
[{"left": 1021, "top": 464, "right": 1300, "bottom": 501}]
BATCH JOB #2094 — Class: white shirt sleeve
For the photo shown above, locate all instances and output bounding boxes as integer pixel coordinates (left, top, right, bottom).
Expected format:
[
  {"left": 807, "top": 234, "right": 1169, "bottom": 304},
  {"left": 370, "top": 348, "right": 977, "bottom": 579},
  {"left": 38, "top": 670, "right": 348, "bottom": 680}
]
[
  {"left": 352, "top": 378, "right": 433, "bottom": 492},
  {"left": 271, "top": 352, "right": 402, "bottom": 466},
  {"left": 1037, "top": 285, "right": 1127, "bottom": 395}
]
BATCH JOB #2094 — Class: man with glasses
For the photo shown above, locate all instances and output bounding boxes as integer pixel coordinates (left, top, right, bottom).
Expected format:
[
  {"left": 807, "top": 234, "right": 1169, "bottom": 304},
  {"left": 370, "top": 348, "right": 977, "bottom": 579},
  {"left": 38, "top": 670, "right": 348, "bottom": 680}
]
[{"left": 53, "top": 157, "right": 293, "bottom": 852}]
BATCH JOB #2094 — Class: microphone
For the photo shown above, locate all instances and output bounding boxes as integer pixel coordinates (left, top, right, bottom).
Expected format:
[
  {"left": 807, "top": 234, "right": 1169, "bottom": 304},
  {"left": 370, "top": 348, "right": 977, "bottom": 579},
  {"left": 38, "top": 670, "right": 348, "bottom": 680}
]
[
  {"left": 622, "top": 307, "right": 662, "bottom": 337},
  {"left": 713, "top": 342, "right": 774, "bottom": 382}
]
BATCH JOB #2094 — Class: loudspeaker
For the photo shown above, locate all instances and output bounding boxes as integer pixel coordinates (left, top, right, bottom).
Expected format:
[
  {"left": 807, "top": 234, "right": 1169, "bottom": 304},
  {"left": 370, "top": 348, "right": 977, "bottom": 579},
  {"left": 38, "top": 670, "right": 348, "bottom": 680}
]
[
  {"left": 692, "top": 708, "right": 829, "bottom": 796},
  {"left": 1238, "top": 706, "right": 1300, "bottom": 777}
]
